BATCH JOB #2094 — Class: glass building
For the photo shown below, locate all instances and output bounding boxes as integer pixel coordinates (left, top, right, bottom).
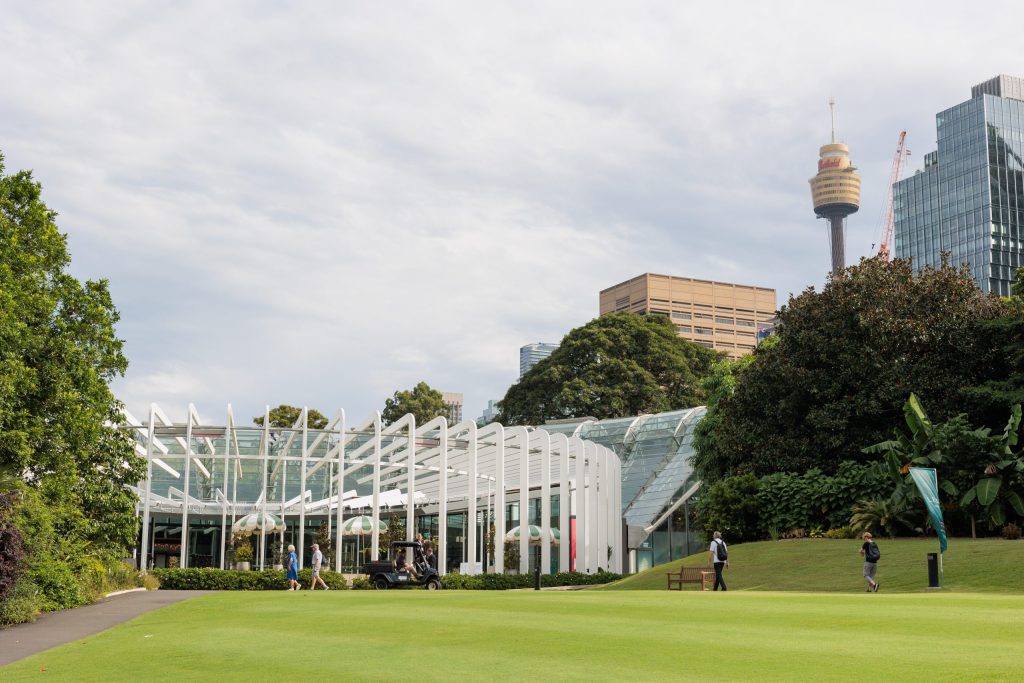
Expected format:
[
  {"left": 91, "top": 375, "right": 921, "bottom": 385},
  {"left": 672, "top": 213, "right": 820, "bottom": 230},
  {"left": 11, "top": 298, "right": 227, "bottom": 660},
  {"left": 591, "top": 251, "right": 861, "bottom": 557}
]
[
  {"left": 894, "top": 75, "right": 1024, "bottom": 296},
  {"left": 541, "top": 408, "right": 705, "bottom": 573},
  {"left": 519, "top": 342, "right": 559, "bottom": 377}
]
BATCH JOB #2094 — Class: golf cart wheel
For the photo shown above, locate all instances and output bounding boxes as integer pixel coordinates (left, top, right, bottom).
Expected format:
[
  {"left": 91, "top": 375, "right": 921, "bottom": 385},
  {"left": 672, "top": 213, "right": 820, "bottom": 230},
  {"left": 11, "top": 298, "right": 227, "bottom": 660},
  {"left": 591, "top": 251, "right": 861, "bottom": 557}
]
[
  {"left": 373, "top": 577, "right": 389, "bottom": 590},
  {"left": 426, "top": 578, "right": 441, "bottom": 590}
]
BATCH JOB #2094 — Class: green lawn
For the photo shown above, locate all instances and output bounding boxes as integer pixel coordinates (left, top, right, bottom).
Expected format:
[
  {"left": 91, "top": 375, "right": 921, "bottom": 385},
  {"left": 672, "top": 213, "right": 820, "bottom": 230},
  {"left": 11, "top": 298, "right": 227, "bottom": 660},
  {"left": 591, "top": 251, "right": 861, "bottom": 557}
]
[
  {"left": 599, "top": 538, "right": 1024, "bottom": 592},
  {"left": 2, "top": 590, "right": 1023, "bottom": 681}
]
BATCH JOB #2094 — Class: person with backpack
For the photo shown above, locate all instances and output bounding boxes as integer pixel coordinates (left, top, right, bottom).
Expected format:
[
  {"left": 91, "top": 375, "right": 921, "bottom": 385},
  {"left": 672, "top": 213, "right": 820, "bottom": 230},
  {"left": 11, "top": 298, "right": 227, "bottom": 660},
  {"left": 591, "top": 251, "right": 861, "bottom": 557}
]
[
  {"left": 859, "top": 532, "right": 880, "bottom": 592},
  {"left": 709, "top": 531, "right": 729, "bottom": 591}
]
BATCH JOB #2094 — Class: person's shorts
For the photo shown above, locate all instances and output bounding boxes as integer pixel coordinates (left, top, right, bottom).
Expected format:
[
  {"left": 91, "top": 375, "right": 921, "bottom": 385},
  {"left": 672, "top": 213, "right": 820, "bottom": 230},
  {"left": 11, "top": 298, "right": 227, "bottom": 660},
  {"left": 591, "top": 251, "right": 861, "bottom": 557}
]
[
  {"left": 312, "top": 568, "right": 320, "bottom": 577},
  {"left": 287, "top": 570, "right": 298, "bottom": 581},
  {"left": 863, "top": 561, "right": 877, "bottom": 580}
]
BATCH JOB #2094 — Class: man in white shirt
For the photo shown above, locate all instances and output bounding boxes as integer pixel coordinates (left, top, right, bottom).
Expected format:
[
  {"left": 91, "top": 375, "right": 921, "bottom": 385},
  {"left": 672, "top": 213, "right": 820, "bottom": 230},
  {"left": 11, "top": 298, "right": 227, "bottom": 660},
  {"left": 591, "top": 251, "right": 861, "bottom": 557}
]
[
  {"left": 309, "top": 543, "right": 329, "bottom": 590},
  {"left": 708, "top": 531, "right": 729, "bottom": 591}
]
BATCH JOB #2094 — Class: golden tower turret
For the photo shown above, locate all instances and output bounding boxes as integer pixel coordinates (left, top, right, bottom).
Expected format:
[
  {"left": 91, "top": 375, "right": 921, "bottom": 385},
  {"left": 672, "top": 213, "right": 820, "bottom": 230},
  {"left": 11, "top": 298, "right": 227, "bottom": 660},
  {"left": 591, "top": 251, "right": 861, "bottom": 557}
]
[{"left": 809, "top": 98, "right": 861, "bottom": 275}]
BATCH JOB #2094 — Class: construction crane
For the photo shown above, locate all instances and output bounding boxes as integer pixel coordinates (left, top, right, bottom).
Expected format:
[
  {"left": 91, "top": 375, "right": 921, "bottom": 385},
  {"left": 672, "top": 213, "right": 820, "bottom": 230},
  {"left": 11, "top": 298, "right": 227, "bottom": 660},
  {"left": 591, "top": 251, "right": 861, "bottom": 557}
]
[{"left": 877, "top": 131, "right": 911, "bottom": 260}]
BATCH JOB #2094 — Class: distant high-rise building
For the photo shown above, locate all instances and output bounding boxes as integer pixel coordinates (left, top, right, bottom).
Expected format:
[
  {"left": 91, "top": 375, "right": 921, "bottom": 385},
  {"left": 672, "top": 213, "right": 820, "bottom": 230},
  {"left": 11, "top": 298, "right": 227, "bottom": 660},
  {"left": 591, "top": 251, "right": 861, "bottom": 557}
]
[
  {"left": 599, "top": 274, "right": 776, "bottom": 359},
  {"left": 477, "top": 399, "right": 500, "bottom": 425},
  {"left": 894, "top": 75, "right": 1024, "bottom": 296},
  {"left": 441, "top": 392, "right": 463, "bottom": 424},
  {"left": 519, "top": 342, "right": 559, "bottom": 377},
  {"left": 809, "top": 98, "right": 862, "bottom": 276}
]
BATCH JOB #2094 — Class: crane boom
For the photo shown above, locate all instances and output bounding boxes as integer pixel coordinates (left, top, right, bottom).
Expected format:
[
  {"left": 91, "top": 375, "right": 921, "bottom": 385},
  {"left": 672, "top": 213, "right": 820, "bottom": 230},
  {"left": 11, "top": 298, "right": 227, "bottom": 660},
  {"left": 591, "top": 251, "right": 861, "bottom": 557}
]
[{"left": 878, "top": 131, "right": 911, "bottom": 260}]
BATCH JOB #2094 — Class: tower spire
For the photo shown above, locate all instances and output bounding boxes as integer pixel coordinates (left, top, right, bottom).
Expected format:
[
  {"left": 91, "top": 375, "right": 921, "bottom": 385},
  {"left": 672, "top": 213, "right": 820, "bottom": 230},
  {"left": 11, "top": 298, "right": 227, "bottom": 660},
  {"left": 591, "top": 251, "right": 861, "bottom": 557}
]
[{"left": 829, "top": 96, "right": 837, "bottom": 143}]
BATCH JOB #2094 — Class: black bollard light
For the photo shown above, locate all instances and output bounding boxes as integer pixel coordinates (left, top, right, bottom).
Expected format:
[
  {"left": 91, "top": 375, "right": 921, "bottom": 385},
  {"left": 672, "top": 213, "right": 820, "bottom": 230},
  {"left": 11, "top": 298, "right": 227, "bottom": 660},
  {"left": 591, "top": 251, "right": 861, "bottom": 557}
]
[
  {"left": 927, "top": 552, "right": 940, "bottom": 588},
  {"left": 534, "top": 565, "right": 541, "bottom": 591}
]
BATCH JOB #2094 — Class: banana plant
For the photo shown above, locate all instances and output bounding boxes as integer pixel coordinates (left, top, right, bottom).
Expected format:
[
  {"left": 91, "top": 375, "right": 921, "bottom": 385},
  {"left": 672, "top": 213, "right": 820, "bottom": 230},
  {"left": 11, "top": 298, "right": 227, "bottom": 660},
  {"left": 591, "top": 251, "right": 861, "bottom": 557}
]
[
  {"left": 863, "top": 394, "right": 954, "bottom": 508},
  {"left": 958, "top": 404, "right": 1024, "bottom": 527}
]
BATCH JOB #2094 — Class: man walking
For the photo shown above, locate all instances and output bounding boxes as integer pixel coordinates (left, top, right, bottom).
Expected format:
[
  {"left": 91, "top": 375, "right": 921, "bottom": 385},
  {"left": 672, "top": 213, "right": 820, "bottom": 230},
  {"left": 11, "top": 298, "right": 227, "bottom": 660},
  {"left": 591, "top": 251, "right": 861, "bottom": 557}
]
[
  {"left": 309, "top": 543, "right": 329, "bottom": 590},
  {"left": 859, "top": 532, "right": 880, "bottom": 592},
  {"left": 709, "top": 531, "right": 729, "bottom": 591}
]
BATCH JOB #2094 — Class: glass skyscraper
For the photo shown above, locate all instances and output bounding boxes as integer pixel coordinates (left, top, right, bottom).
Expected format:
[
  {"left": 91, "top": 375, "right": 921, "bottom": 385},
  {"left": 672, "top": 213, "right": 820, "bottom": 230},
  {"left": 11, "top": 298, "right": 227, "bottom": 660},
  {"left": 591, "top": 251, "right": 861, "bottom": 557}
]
[
  {"left": 894, "top": 75, "right": 1024, "bottom": 296},
  {"left": 519, "top": 342, "right": 559, "bottom": 377}
]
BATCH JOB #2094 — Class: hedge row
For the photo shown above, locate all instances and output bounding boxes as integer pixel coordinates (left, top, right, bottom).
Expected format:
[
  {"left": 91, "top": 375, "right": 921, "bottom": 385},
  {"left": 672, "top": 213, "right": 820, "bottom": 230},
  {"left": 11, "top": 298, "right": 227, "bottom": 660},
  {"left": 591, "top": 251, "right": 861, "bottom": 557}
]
[
  {"left": 151, "top": 568, "right": 348, "bottom": 590},
  {"left": 440, "top": 571, "right": 622, "bottom": 590}
]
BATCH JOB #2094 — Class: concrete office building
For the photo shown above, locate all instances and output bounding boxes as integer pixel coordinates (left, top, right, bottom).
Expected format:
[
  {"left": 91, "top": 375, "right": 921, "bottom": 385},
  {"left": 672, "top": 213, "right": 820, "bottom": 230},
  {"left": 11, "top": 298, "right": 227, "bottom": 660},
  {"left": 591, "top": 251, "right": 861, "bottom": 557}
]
[
  {"left": 894, "top": 75, "right": 1024, "bottom": 296},
  {"left": 441, "top": 392, "right": 463, "bottom": 424},
  {"left": 520, "top": 342, "right": 559, "bottom": 377},
  {"left": 599, "top": 274, "right": 776, "bottom": 358}
]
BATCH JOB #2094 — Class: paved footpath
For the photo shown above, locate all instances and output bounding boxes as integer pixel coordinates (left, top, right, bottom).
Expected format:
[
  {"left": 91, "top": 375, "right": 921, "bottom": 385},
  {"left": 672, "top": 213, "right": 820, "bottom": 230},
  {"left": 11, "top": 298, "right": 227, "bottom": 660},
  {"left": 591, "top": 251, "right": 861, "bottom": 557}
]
[{"left": 0, "top": 590, "right": 210, "bottom": 668}]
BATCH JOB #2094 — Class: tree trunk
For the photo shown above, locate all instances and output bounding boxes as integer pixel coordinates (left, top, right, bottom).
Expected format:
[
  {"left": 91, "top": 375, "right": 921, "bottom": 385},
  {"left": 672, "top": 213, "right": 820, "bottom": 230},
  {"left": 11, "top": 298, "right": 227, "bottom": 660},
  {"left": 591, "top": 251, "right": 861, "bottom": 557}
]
[{"left": 970, "top": 516, "right": 977, "bottom": 539}]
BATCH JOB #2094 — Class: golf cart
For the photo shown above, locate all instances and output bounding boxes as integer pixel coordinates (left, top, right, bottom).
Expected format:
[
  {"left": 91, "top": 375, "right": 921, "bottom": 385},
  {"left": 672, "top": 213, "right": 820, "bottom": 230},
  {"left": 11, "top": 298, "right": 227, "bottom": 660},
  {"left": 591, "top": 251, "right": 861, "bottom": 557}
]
[{"left": 362, "top": 541, "right": 441, "bottom": 590}]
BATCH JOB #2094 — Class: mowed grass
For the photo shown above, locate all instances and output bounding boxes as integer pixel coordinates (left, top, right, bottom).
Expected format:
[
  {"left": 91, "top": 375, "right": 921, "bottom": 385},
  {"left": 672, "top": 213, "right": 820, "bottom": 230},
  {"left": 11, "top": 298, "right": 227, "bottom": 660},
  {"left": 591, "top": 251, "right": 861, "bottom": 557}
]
[
  {"left": 599, "top": 538, "right": 1024, "bottom": 592},
  {"left": 3, "top": 590, "right": 1023, "bottom": 682}
]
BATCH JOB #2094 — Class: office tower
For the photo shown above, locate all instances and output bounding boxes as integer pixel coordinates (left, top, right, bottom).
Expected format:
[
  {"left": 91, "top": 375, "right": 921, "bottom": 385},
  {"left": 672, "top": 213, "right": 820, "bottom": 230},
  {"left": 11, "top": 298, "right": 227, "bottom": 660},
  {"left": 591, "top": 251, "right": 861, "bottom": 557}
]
[
  {"left": 519, "top": 342, "right": 559, "bottom": 378},
  {"left": 894, "top": 75, "right": 1024, "bottom": 295},
  {"left": 599, "top": 274, "right": 776, "bottom": 359}
]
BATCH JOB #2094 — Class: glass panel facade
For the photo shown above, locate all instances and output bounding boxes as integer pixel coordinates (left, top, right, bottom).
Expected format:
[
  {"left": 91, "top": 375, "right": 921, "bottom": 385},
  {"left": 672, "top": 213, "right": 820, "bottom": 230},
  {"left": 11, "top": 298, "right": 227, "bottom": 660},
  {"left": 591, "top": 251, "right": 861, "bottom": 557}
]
[{"left": 894, "top": 86, "right": 1024, "bottom": 296}]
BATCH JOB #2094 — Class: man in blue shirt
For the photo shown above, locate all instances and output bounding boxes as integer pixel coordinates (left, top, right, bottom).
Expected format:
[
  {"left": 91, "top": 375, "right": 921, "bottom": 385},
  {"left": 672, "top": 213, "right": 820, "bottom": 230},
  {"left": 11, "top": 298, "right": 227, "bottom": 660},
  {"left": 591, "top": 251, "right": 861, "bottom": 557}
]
[{"left": 287, "top": 544, "right": 301, "bottom": 591}]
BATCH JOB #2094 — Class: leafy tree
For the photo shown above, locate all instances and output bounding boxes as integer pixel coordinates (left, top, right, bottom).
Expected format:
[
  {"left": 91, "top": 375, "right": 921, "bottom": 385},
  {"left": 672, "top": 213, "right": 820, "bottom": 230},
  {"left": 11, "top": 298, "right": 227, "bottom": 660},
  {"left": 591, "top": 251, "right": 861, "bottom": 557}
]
[
  {"left": 696, "top": 257, "right": 1004, "bottom": 478},
  {"left": 695, "top": 473, "right": 763, "bottom": 543},
  {"left": 0, "top": 491, "right": 24, "bottom": 602},
  {"left": 691, "top": 350, "right": 760, "bottom": 482},
  {"left": 382, "top": 381, "right": 447, "bottom": 426},
  {"left": 499, "top": 313, "right": 719, "bottom": 425},
  {"left": 253, "top": 404, "right": 328, "bottom": 429},
  {"left": 0, "top": 152, "right": 143, "bottom": 553}
]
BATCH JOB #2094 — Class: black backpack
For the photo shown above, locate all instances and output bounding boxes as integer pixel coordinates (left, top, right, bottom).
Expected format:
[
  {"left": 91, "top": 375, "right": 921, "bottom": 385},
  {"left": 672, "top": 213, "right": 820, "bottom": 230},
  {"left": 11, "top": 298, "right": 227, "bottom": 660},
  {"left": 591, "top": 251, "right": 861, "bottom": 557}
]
[
  {"left": 716, "top": 540, "right": 728, "bottom": 561},
  {"left": 865, "top": 542, "right": 880, "bottom": 562}
]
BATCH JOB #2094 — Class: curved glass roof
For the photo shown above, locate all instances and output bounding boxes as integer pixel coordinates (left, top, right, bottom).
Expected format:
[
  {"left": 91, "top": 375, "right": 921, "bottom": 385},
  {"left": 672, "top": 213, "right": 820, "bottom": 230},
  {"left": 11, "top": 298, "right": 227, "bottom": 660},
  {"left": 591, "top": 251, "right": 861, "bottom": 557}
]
[{"left": 535, "top": 407, "right": 705, "bottom": 532}]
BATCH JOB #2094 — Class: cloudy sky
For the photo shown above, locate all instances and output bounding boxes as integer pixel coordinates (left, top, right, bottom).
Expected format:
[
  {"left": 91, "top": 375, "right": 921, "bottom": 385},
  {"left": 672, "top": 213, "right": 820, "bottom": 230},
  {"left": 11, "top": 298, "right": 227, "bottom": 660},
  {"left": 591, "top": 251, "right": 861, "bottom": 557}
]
[{"left": 2, "top": 2, "right": 1022, "bottom": 423}]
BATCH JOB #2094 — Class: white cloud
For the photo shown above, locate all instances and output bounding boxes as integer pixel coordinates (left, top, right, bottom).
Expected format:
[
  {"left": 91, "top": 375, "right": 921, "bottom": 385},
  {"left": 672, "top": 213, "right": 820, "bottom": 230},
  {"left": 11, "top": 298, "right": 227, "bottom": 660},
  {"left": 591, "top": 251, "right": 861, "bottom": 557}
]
[{"left": 3, "top": 1, "right": 1023, "bottom": 422}]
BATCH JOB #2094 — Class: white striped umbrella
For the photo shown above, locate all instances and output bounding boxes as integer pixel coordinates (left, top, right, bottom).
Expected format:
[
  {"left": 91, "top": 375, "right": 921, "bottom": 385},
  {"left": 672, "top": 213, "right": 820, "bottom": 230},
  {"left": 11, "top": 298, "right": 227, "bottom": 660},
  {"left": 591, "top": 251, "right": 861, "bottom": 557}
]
[
  {"left": 341, "top": 515, "right": 386, "bottom": 536},
  {"left": 232, "top": 512, "right": 286, "bottom": 535},
  {"left": 505, "top": 525, "right": 560, "bottom": 546}
]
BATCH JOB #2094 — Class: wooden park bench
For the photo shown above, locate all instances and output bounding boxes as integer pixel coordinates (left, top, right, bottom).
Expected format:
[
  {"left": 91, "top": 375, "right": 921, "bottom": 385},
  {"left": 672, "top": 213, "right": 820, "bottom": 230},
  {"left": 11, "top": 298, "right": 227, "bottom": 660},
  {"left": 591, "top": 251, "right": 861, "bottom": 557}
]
[{"left": 666, "top": 565, "right": 714, "bottom": 591}]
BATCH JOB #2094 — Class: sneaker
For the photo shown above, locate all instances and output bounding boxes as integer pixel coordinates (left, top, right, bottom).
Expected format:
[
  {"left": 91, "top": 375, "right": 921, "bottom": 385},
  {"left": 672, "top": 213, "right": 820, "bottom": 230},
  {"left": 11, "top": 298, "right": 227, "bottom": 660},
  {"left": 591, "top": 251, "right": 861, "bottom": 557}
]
[
  {"left": 873, "top": 583, "right": 879, "bottom": 592},
  {"left": 324, "top": 586, "right": 330, "bottom": 590}
]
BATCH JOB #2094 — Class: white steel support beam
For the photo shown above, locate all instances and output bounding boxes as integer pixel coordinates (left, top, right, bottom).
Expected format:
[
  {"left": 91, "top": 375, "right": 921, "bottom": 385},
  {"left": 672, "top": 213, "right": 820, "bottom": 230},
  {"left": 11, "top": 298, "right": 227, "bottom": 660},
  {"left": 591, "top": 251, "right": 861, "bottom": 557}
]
[
  {"left": 554, "top": 433, "right": 570, "bottom": 574},
  {"left": 179, "top": 404, "right": 194, "bottom": 569},
  {"left": 406, "top": 417, "right": 416, "bottom": 541},
  {"left": 335, "top": 410, "right": 345, "bottom": 572},
  {"left": 463, "top": 422, "right": 478, "bottom": 572},
  {"left": 586, "top": 442, "right": 599, "bottom": 573},
  {"left": 539, "top": 431, "right": 551, "bottom": 575},
  {"left": 437, "top": 417, "right": 449, "bottom": 575},
  {"left": 576, "top": 439, "right": 587, "bottom": 573},
  {"left": 597, "top": 448, "right": 608, "bottom": 571},
  {"left": 370, "top": 412, "right": 382, "bottom": 560},
  {"left": 480, "top": 422, "right": 504, "bottom": 574},
  {"left": 139, "top": 404, "right": 156, "bottom": 571},
  {"left": 512, "top": 427, "right": 529, "bottom": 575},
  {"left": 299, "top": 407, "right": 308, "bottom": 568}
]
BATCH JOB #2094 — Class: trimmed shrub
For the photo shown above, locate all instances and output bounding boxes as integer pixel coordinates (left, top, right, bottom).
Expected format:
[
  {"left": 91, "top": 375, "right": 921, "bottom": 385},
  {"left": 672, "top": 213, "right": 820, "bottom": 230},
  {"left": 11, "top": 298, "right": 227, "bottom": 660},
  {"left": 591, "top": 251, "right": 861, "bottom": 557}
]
[
  {"left": 1002, "top": 523, "right": 1022, "bottom": 540},
  {"left": 350, "top": 577, "right": 372, "bottom": 590},
  {"left": 440, "top": 571, "right": 622, "bottom": 590},
  {"left": 151, "top": 568, "right": 348, "bottom": 591}
]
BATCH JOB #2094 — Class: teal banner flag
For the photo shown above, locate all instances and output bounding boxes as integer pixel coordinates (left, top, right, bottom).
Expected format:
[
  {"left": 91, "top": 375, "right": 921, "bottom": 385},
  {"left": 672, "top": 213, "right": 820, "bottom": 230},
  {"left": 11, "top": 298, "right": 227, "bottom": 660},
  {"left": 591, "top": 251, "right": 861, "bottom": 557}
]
[{"left": 909, "top": 467, "right": 948, "bottom": 553}]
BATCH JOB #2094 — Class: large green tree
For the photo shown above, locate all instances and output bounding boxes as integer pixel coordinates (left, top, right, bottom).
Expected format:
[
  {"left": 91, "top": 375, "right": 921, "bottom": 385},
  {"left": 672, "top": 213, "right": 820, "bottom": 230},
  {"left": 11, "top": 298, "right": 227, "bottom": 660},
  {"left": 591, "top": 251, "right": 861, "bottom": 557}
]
[
  {"left": 499, "top": 312, "right": 719, "bottom": 425},
  {"left": 0, "top": 152, "right": 143, "bottom": 552},
  {"left": 382, "top": 381, "right": 448, "bottom": 426},
  {"left": 693, "top": 257, "right": 1005, "bottom": 479},
  {"left": 253, "top": 404, "right": 328, "bottom": 429}
]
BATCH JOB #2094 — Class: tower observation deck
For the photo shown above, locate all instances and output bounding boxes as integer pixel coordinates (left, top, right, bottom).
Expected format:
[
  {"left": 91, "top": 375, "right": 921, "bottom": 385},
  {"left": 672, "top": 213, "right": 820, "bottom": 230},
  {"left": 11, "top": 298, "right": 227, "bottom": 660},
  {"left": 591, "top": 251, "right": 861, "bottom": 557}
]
[{"left": 809, "top": 99, "right": 861, "bottom": 276}]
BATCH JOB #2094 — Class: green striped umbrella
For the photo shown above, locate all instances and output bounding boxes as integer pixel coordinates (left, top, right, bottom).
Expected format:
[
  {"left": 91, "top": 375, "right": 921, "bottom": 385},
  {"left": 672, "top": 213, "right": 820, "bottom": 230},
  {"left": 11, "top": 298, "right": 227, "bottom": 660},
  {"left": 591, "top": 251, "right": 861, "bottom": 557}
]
[
  {"left": 505, "top": 525, "right": 560, "bottom": 546},
  {"left": 341, "top": 515, "right": 386, "bottom": 536},
  {"left": 232, "top": 512, "right": 286, "bottom": 535}
]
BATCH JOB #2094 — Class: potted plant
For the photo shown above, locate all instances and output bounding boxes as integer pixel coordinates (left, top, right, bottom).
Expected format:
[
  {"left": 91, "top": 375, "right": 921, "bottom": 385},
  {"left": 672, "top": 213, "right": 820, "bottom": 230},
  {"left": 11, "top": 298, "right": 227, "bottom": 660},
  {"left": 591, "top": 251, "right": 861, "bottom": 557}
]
[
  {"left": 271, "top": 540, "right": 285, "bottom": 570},
  {"left": 234, "top": 542, "right": 253, "bottom": 571}
]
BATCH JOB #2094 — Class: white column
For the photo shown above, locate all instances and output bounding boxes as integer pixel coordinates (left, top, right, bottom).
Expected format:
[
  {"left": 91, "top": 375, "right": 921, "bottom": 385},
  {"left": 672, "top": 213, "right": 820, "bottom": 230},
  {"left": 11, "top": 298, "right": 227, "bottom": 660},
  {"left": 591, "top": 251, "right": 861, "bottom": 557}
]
[
  {"left": 299, "top": 408, "right": 308, "bottom": 568},
  {"left": 466, "top": 423, "right": 478, "bottom": 572},
  {"left": 539, "top": 431, "right": 551, "bottom": 575},
  {"left": 406, "top": 417, "right": 416, "bottom": 541},
  {"left": 597, "top": 448, "right": 608, "bottom": 571},
  {"left": 221, "top": 408, "right": 235, "bottom": 569},
  {"left": 514, "top": 427, "right": 529, "bottom": 575},
  {"left": 556, "top": 434, "right": 570, "bottom": 574},
  {"left": 335, "top": 410, "right": 346, "bottom": 572},
  {"left": 139, "top": 404, "right": 156, "bottom": 571},
  {"left": 491, "top": 425, "right": 505, "bottom": 573},
  {"left": 575, "top": 439, "right": 587, "bottom": 573},
  {"left": 370, "top": 412, "right": 382, "bottom": 560},
  {"left": 259, "top": 407, "right": 268, "bottom": 571},
  {"left": 587, "top": 442, "right": 599, "bottom": 573},
  {"left": 438, "top": 418, "right": 449, "bottom": 575},
  {"left": 180, "top": 404, "right": 194, "bottom": 569}
]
